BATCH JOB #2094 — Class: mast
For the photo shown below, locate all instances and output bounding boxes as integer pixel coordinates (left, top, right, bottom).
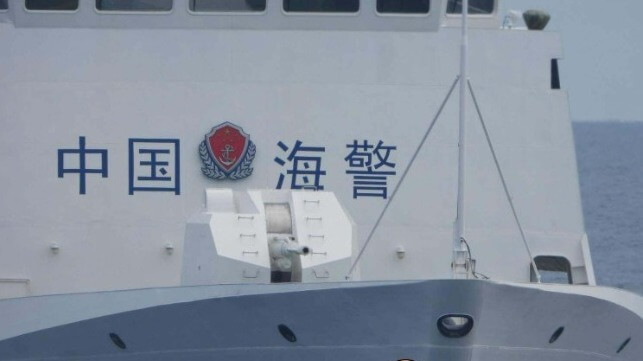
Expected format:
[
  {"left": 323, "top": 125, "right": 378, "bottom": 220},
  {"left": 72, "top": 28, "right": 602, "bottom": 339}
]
[{"left": 453, "top": 0, "right": 470, "bottom": 278}]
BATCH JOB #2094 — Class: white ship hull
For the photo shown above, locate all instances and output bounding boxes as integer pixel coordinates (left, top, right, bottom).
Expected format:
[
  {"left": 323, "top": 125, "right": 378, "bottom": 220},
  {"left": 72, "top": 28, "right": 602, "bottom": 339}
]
[
  {"left": 1, "top": 280, "right": 641, "bottom": 361},
  {"left": 1, "top": 1, "right": 641, "bottom": 360}
]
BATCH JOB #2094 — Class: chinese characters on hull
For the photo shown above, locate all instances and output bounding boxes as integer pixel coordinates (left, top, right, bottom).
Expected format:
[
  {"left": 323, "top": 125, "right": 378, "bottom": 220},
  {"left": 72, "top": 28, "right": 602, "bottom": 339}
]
[
  {"left": 57, "top": 137, "right": 108, "bottom": 195},
  {"left": 58, "top": 137, "right": 180, "bottom": 195},
  {"left": 129, "top": 139, "right": 180, "bottom": 195},
  {"left": 275, "top": 141, "right": 327, "bottom": 190},
  {"left": 273, "top": 139, "right": 397, "bottom": 198},
  {"left": 57, "top": 126, "right": 397, "bottom": 199},
  {"left": 345, "top": 140, "right": 397, "bottom": 199}
]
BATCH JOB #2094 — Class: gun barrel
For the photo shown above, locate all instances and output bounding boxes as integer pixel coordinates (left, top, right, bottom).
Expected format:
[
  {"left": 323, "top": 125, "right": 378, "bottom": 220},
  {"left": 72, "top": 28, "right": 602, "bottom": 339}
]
[
  {"left": 284, "top": 244, "right": 311, "bottom": 256},
  {"left": 270, "top": 238, "right": 311, "bottom": 259}
]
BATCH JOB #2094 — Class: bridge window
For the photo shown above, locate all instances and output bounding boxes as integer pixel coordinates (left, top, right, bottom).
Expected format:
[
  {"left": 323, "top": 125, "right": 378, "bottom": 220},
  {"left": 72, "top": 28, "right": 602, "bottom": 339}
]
[
  {"left": 377, "top": 0, "right": 429, "bottom": 14},
  {"left": 0, "top": 0, "right": 7, "bottom": 11},
  {"left": 447, "top": 0, "right": 494, "bottom": 14},
  {"left": 96, "top": 0, "right": 173, "bottom": 12},
  {"left": 530, "top": 256, "right": 573, "bottom": 284},
  {"left": 551, "top": 59, "right": 561, "bottom": 89},
  {"left": 284, "top": 0, "right": 359, "bottom": 13},
  {"left": 26, "top": 0, "right": 78, "bottom": 11},
  {"left": 190, "top": 0, "right": 266, "bottom": 12}
]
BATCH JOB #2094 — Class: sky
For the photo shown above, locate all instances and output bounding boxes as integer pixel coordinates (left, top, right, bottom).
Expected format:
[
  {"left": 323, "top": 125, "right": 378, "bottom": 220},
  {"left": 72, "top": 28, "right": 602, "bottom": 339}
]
[{"left": 501, "top": 0, "right": 643, "bottom": 121}]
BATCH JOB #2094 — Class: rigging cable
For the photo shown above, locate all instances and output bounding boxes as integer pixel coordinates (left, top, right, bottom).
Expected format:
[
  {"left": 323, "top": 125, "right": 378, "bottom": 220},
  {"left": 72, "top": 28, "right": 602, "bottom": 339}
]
[
  {"left": 467, "top": 80, "right": 542, "bottom": 283},
  {"left": 345, "top": 76, "right": 461, "bottom": 280},
  {"left": 460, "top": 238, "right": 490, "bottom": 280}
]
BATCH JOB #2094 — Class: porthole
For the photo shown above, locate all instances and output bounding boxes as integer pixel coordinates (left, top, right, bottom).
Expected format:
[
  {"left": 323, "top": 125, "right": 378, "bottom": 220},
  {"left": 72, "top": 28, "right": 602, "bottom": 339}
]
[
  {"left": 617, "top": 337, "right": 631, "bottom": 354},
  {"left": 549, "top": 327, "right": 564, "bottom": 344},
  {"left": 437, "top": 314, "right": 474, "bottom": 338},
  {"left": 109, "top": 332, "right": 127, "bottom": 350},
  {"left": 278, "top": 324, "right": 297, "bottom": 343}
]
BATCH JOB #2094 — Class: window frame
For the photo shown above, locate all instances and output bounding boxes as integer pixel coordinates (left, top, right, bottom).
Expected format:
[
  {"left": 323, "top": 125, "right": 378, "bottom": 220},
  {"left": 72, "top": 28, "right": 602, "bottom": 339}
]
[
  {"left": 530, "top": 256, "right": 574, "bottom": 284},
  {"left": 374, "top": 0, "right": 431, "bottom": 18},
  {"left": 187, "top": 0, "right": 267, "bottom": 16},
  {"left": 282, "top": 0, "right": 361, "bottom": 16},
  {"left": 23, "top": 0, "right": 80, "bottom": 13},
  {"left": 444, "top": 0, "right": 496, "bottom": 18},
  {"left": 94, "top": 0, "right": 174, "bottom": 15}
]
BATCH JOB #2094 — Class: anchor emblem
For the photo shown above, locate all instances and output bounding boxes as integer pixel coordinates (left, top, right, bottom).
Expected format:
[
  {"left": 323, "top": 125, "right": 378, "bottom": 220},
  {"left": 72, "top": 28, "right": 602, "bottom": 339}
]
[
  {"left": 199, "top": 122, "right": 256, "bottom": 180},
  {"left": 219, "top": 144, "right": 237, "bottom": 166}
]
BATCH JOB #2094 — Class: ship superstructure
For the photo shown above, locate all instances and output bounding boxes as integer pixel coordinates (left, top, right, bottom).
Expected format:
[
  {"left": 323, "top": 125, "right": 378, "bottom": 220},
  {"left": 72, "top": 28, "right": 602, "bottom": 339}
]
[{"left": 0, "top": 0, "right": 592, "bottom": 296}]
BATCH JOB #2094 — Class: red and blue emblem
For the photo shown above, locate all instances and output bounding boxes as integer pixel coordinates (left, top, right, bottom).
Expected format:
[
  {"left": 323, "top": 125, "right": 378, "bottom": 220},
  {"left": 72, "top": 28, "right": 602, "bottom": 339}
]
[{"left": 199, "top": 122, "right": 256, "bottom": 180}]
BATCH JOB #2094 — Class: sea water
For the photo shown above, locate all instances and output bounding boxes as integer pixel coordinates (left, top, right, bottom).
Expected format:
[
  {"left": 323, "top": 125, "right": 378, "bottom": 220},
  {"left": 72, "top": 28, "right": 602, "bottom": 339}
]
[{"left": 574, "top": 122, "right": 643, "bottom": 294}]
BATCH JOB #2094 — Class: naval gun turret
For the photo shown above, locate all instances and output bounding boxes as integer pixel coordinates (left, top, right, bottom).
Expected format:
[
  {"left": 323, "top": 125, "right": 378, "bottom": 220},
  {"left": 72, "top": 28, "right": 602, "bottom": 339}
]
[{"left": 181, "top": 189, "right": 356, "bottom": 285}]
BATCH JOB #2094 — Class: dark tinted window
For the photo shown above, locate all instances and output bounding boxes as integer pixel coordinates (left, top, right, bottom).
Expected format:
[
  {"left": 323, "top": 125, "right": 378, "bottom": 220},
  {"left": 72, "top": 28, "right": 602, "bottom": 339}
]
[
  {"left": 530, "top": 256, "right": 573, "bottom": 284},
  {"left": 284, "top": 0, "right": 359, "bottom": 13},
  {"left": 0, "top": 0, "right": 7, "bottom": 11},
  {"left": 447, "top": 0, "right": 494, "bottom": 14},
  {"left": 96, "top": 0, "right": 173, "bottom": 11},
  {"left": 26, "top": 0, "right": 79, "bottom": 11},
  {"left": 378, "top": 0, "right": 429, "bottom": 14},
  {"left": 191, "top": 0, "right": 266, "bottom": 12},
  {"left": 551, "top": 59, "right": 561, "bottom": 90}
]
